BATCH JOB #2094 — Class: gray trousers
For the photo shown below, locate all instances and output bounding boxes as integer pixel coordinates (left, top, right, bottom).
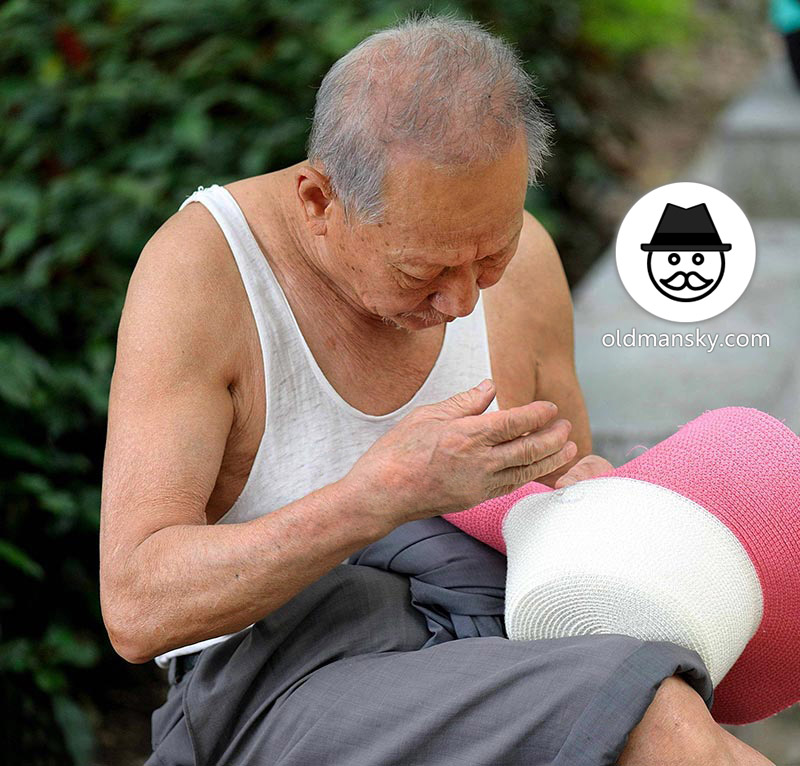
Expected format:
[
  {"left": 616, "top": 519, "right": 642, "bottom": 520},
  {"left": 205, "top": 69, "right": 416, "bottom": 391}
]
[{"left": 146, "top": 563, "right": 713, "bottom": 766}]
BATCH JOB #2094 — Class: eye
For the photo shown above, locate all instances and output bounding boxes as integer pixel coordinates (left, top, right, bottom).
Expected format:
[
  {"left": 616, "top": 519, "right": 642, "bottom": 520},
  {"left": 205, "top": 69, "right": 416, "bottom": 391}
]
[
  {"left": 480, "top": 249, "right": 512, "bottom": 269},
  {"left": 692, "top": 253, "right": 704, "bottom": 265},
  {"left": 400, "top": 271, "right": 437, "bottom": 287},
  {"left": 668, "top": 253, "right": 680, "bottom": 265},
  {"left": 489, "top": 253, "right": 510, "bottom": 266}
]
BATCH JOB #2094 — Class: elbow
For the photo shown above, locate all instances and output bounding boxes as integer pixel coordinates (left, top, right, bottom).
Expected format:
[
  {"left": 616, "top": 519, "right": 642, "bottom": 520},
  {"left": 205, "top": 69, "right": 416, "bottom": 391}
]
[
  {"left": 100, "top": 581, "right": 158, "bottom": 664},
  {"left": 103, "top": 609, "right": 157, "bottom": 665},
  {"left": 110, "top": 629, "right": 156, "bottom": 665},
  {"left": 111, "top": 639, "right": 155, "bottom": 665}
]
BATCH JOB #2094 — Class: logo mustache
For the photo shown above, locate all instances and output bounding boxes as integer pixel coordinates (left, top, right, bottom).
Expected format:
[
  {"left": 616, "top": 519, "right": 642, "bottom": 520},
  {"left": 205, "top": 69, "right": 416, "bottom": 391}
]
[{"left": 660, "top": 270, "right": 714, "bottom": 291}]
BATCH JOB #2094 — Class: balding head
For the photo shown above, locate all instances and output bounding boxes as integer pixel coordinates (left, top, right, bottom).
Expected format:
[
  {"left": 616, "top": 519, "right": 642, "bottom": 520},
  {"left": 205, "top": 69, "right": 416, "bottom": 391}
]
[{"left": 306, "top": 11, "right": 553, "bottom": 226}]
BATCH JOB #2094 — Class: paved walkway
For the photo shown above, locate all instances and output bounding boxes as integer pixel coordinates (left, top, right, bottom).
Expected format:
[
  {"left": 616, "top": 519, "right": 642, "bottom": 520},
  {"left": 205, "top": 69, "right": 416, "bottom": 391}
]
[{"left": 571, "top": 51, "right": 800, "bottom": 762}]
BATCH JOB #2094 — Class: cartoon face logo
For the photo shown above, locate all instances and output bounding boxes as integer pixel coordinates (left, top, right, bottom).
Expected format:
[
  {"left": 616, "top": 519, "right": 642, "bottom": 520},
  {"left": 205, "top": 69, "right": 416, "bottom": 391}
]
[
  {"left": 646, "top": 249, "right": 726, "bottom": 303},
  {"left": 641, "top": 203, "right": 731, "bottom": 304},
  {"left": 615, "top": 182, "right": 755, "bottom": 322}
]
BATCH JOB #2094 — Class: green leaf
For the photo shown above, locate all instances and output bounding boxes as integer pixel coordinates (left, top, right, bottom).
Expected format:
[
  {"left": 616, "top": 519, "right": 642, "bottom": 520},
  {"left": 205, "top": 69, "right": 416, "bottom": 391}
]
[
  {"left": 52, "top": 694, "right": 96, "bottom": 766},
  {"left": 0, "top": 539, "right": 44, "bottom": 580},
  {"left": 43, "top": 625, "right": 101, "bottom": 668},
  {"left": 0, "top": 217, "right": 39, "bottom": 267},
  {"left": 34, "top": 665, "right": 66, "bottom": 694},
  {"left": 0, "top": 337, "right": 48, "bottom": 408},
  {"left": 0, "top": 638, "right": 37, "bottom": 672}
]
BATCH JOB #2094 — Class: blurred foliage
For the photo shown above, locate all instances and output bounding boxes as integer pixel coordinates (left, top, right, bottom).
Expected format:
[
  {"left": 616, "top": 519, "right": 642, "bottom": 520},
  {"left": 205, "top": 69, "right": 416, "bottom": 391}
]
[
  {"left": 0, "top": 0, "right": 761, "bottom": 763},
  {"left": 581, "top": 0, "right": 693, "bottom": 56}
]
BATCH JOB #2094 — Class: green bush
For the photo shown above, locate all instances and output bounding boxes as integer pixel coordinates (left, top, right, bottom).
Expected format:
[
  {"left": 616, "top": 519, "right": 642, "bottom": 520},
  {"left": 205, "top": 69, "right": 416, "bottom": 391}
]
[
  {"left": 581, "top": 0, "right": 692, "bottom": 57},
  {"left": 1, "top": 0, "right": 712, "bottom": 762}
]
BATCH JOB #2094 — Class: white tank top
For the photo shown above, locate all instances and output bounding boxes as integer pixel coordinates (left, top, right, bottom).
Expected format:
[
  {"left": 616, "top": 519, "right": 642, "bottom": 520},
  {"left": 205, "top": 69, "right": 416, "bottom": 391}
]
[{"left": 153, "top": 183, "right": 498, "bottom": 667}]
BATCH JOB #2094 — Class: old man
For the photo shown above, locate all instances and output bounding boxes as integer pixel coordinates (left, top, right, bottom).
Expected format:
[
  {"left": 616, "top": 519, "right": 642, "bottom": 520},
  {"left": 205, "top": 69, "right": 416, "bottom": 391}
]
[{"left": 100, "top": 12, "right": 772, "bottom": 766}]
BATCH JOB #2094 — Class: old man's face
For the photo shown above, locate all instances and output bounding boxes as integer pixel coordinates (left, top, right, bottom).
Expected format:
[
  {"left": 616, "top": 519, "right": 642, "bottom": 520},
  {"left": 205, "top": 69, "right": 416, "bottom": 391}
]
[{"left": 323, "top": 130, "right": 529, "bottom": 331}]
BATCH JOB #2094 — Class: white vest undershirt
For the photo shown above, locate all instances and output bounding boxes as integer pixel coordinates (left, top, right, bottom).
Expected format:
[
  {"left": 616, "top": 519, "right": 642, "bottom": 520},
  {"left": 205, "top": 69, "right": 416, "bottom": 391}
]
[{"left": 154, "top": 183, "right": 498, "bottom": 667}]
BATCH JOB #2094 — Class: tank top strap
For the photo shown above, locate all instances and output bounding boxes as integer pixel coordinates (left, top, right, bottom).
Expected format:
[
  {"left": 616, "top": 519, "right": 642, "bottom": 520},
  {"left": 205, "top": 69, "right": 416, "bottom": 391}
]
[{"left": 177, "top": 183, "right": 297, "bottom": 348}]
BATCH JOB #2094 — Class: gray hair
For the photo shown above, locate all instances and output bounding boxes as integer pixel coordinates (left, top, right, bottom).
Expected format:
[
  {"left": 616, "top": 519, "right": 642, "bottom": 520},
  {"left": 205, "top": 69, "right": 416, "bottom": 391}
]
[{"left": 306, "top": 10, "right": 554, "bottom": 226}]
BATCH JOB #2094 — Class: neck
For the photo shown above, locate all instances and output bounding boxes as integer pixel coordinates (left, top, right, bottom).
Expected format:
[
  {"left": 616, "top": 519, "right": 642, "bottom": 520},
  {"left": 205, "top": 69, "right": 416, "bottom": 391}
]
[{"left": 270, "top": 165, "right": 431, "bottom": 348}]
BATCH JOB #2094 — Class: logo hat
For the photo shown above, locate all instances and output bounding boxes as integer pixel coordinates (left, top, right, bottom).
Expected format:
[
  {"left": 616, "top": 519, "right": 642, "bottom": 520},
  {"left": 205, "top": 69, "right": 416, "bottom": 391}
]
[
  {"left": 640, "top": 202, "right": 732, "bottom": 252},
  {"left": 443, "top": 406, "right": 799, "bottom": 725}
]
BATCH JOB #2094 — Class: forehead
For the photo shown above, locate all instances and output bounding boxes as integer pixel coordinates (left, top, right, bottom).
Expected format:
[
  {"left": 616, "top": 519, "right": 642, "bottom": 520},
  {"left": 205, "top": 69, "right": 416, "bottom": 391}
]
[
  {"left": 379, "top": 132, "right": 528, "bottom": 255},
  {"left": 385, "top": 218, "right": 522, "bottom": 264},
  {"left": 375, "top": 143, "right": 528, "bottom": 264}
]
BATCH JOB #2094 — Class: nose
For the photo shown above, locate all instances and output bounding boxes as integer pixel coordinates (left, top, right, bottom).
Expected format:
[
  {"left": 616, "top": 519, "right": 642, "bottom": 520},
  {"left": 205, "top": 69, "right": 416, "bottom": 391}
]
[{"left": 430, "top": 266, "right": 479, "bottom": 318}]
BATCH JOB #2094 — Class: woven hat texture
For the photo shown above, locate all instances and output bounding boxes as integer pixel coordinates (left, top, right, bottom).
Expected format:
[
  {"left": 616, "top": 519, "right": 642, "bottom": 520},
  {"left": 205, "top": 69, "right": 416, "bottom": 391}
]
[{"left": 442, "top": 406, "right": 800, "bottom": 724}]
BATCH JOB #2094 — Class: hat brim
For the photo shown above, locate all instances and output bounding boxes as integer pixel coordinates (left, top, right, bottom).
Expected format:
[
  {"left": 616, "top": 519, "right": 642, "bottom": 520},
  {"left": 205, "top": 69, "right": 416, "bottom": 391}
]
[
  {"left": 640, "top": 244, "right": 732, "bottom": 252},
  {"left": 500, "top": 475, "right": 764, "bottom": 697},
  {"left": 613, "top": 407, "right": 800, "bottom": 725},
  {"left": 443, "top": 406, "right": 800, "bottom": 726}
]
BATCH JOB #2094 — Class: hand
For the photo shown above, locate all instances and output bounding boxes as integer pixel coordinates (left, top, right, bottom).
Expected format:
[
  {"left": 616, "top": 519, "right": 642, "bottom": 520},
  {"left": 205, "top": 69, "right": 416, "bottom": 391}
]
[
  {"left": 344, "top": 379, "right": 578, "bottom": 529},
  {"left": 553, "top": 453, "right": 614, "bottom": 489}
]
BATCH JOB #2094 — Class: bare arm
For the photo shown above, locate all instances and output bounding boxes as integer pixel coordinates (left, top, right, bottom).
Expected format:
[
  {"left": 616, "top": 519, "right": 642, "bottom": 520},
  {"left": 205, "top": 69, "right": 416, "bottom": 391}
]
[
  {"left": 497, "top": 209, "right": 593, "bottom": 488},
  {"left": 99, "top": 211, "right": 389, "bottom": 664}
]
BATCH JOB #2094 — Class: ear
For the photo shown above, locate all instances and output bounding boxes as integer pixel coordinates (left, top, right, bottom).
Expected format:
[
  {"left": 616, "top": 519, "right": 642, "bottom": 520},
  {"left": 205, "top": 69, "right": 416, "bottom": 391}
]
[{"left": 295, "top": 164, "right": 334, "bottom": 236}]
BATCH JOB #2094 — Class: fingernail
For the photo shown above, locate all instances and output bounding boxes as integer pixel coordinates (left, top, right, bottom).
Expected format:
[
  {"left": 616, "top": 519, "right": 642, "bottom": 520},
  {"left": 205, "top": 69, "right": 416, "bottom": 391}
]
[{"left": 478, "top": 379, "right": 493, "bottom": 392}]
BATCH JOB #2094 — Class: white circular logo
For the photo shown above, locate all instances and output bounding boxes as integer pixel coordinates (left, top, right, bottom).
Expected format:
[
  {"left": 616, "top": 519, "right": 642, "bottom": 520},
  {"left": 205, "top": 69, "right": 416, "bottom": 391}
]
[{"left": 615, "top": 182, "right": 756, "bottom": 322}]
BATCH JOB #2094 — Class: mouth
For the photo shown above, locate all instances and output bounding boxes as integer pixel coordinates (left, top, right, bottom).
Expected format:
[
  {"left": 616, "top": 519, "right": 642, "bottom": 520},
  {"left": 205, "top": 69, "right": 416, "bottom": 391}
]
[
  {"left": 660, "top": 271, "right": 714, "bottom": 291},
  {"left": 409, "top": 314, "right": 452, "bottom": 327},
  {"left": 402, "top": 307, "right": 455, "bottom": 324},
  {"left": 382, "top": 309, "right": 454, "bottom": 329}
]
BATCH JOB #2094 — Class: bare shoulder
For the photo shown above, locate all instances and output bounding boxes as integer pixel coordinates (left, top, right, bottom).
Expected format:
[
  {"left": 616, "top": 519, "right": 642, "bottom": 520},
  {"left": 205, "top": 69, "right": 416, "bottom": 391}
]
[
  {"left": 140, "top": 201, "right": 240, "bottom": 305},
  {"left": 485, "top": 208, "right": 574, "bottom": 354},
  {"left": 124, "top": 201, "right": 246, "bottom": 385},
  {"left": 503, "top": 209, "right": 571, "bottom": 312}
]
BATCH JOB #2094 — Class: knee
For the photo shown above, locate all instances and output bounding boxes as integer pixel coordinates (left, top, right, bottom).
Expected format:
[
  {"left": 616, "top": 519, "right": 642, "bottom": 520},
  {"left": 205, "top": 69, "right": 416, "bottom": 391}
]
[
  {"left": 649, "top": 676, "right": 715, "bottom": 735},
  {"left": 619, "top": 675, "right": 729, "bottom": 766}
]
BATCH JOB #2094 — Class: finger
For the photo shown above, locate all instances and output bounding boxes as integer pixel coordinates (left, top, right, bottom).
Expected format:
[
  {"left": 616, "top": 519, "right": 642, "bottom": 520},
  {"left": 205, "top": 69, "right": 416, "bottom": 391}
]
[
  {"left": 489, "top": 418, "right": 572, "bottom": 470},
  {"left": 471, "top": 400, "right": 560, "bottom": 446},
  {"left": 560, "top": 465, "right": 592, "bottom": 485},
  {"left": 418, "top": 379, "right": 497, "bottom": 421},
  {"left": 554, "top": 472, "right": 578, "bottom": 489},
  {"left": 554, "top": 456, "right": 592, "bottom": 488},
  {"left": 555, "top": 455, "right": 614, "bottom": 488},
  {"left": 490, "top": 441, "right": 578, "bottom": 493}
]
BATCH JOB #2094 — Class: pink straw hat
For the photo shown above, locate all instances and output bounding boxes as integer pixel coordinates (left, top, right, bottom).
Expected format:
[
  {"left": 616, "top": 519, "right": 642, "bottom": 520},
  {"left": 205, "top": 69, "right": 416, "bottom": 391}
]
[{"left": 442, "top": 406, "right": 800, "bottom": 725}]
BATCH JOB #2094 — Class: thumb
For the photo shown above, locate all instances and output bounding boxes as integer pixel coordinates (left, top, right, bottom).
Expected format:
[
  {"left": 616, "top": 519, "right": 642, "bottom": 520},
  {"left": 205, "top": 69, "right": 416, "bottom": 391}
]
[
  {"left": 554, "top": 471, "right": 577, "bottom": 489},
  {"left": 434, "top": 379, "right": 496, "bottom": 418}
]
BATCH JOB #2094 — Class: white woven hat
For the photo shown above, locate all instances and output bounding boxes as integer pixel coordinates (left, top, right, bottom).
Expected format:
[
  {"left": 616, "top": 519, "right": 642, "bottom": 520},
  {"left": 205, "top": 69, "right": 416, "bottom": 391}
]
[
  {"left": 501, "top": 476, "right": 762, "bottom": 690},
  {"left": 443, "top": 406, "right": 800, "bottom": 724}
]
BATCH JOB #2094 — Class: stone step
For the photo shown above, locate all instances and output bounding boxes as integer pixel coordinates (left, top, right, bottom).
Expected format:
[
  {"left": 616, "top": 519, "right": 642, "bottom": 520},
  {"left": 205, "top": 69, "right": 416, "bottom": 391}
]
[
  {"left": 572, "top": 218, "right": 800, "bottom": 467},
  {"left": 687, "top": 57, "right": 800, "bottom": 217}
]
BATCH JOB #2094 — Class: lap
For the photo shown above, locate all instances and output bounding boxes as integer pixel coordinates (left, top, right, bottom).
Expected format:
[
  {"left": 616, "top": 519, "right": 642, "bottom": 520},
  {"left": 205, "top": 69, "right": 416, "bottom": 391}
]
[{"left": 147, "top": 564, "right": 713, "bottom": 766}]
